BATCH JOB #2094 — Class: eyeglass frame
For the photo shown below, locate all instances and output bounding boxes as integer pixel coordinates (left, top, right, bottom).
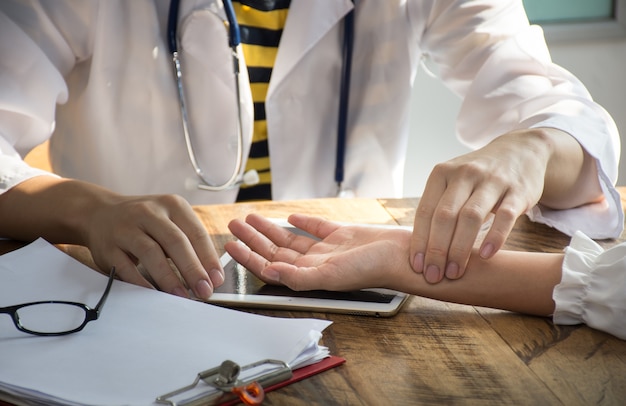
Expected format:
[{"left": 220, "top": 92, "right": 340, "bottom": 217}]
[{"left": 0, "top": 267, "right": 116, "bottom": 337}]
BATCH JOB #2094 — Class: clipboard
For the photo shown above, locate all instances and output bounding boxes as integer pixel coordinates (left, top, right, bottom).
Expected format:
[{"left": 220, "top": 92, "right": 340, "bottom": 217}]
[
  {"left": 155, "top": 356, "right": 346, "bottom": 406},
  {"left": 0, "top": 238, "right": 336, "bottom": 406}
]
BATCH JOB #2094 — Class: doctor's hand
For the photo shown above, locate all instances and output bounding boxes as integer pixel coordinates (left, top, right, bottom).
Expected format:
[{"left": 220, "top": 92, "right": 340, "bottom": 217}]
[
  {"left": 409, "top": 127, "right": 601, "bottom": 284},
  {"left": 225, "top": 213, "right": 412, "bottom": 292},
  {"left": 85, "top": 192, "right": 225, "bottom": 300},
  {"left": 0, "top": 177, "right": 224, "bottom": 300},
  {"left": 410, "top": 129, "right": 548, "bottom": 284}
]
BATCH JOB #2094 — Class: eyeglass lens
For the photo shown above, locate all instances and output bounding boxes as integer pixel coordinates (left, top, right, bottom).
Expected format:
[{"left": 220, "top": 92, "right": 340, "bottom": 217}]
[{"left": 16, "top": 303, "right": 87, "bottom": 335}]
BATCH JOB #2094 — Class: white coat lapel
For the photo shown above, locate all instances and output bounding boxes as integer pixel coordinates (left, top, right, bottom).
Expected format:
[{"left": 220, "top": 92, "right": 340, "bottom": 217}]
[{"left": 267, "top": 0, "right": 354, "bottom": 99}]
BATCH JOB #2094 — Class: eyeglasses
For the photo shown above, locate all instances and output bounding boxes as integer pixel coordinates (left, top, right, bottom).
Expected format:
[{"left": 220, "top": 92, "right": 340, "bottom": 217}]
[{"left": 0, "top": 267, "right": 115, "bottom": 336}]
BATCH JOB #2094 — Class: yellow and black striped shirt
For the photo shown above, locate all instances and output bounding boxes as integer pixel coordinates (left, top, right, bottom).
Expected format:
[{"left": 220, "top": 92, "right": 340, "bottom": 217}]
[{"left": 233, "top": 0, "right": 291, "bottom": 201}]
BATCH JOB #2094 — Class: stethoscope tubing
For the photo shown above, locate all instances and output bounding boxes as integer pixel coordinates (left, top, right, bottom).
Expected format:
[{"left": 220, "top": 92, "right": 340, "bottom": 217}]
[
  {"left": 167, "top": 0, "right": 353, "bottom": 195},
  {"left": 336, "top": 7, "right": 354, "bottom": 194},
  {"left": 168, "top": 0, "right": 246, "bottom": 191}
]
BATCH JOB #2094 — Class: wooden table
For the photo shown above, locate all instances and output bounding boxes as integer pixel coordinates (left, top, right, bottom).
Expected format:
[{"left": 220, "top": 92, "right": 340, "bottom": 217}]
[
  {"left": 193, "top": 197, "right": 626, "bottom": 405},
  {"left": 2, "top": 196, "right": 626, "bottom": 405}
]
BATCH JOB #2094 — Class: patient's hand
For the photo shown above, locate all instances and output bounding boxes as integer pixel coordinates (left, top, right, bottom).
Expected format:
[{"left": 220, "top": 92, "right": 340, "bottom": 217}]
[{"left": 225, "top": 213, "right": 412, "bottom": 291}]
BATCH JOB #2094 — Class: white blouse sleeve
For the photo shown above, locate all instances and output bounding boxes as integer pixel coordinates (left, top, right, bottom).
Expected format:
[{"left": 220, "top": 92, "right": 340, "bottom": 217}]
[{"left": 553, "top": 231, "right": 626, "bottom": 340}]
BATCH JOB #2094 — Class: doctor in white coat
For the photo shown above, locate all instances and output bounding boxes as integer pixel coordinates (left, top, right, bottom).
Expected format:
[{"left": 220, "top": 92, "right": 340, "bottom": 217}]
[{"left": 0, "top": 1, "right": 621, "bottom": 298}]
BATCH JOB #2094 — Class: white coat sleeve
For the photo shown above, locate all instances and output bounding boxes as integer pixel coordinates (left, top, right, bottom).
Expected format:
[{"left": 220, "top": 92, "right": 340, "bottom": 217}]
[
  {"left": 413, "top": 0, "right": 623, "bottom": 240},
  {"left": 0, "top": 4, "right": 78, "bottom": 194},
  {"left": 554, "top": 231, "right": 626, "bottom": 340}
]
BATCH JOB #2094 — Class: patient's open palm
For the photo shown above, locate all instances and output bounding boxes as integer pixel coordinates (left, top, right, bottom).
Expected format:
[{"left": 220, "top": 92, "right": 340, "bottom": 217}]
[{"left": 225, "top": 214, "right": 411, "bottom": 291}]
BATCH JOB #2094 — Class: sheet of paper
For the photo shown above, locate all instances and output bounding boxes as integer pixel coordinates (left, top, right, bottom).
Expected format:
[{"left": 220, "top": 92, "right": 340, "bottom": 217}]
[{"left": 0, "top": 239, "right": 331, "bottom": 406}]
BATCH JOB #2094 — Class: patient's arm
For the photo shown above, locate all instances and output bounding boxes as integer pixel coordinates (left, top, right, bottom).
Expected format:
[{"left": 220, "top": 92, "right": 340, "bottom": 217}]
[{"left": 225, "top": 213, "right": 563, "bottom": 316}]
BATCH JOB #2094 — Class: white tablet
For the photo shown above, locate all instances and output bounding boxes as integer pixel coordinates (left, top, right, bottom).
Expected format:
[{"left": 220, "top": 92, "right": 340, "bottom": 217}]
[{"left": 207, "top": 220, "right": 411, "bottom": 317}]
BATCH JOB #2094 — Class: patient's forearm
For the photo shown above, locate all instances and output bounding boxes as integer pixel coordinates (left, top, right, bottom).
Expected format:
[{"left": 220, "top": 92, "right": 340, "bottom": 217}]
[{"left": 391, "top": 248, "right": 564, "bottom": 316}]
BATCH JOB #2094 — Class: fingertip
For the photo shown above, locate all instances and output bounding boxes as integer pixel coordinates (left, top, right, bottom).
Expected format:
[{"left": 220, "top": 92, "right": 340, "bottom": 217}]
[
  {"left": 245, "top": 212, "right": 265, "bottom": 225},
  {"left": 224, "top": 240, "right": 238, "bottom": 253},
  {"left": 224, "top": 240, "right": 249, "bottom": 260},
  {"left": 209, "top": 268, "right": 225, "bottom": 288},
  {"left": 289, "top": 214, "right": 338, "bottom": 240},
  {"left": 479, "top": 242, "right": 495, "bottom": 259},
  {"left": 287, "top": 213, "right": 307, "bottom": 226},
  {"left": 444, "top": 261, "right": 460, "bottom": 280},
  {"left": 424, "top": 264, "right": 443, "bottom": 284},
  {"left": 412, "top": 252, "right": 424, "bottom": 273},
  {"left": 195, "top": 279, "right": 213, "bottom": 300},
  {"left": 227, "top": 218, "right": 245, "bottom": 233}
]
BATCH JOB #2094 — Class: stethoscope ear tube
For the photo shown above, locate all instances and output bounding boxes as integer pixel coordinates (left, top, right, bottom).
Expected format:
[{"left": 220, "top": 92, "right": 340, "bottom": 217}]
[
  {"left": 335, "top": 6, "right": 354, "bottom": 196},
  {"left": 222, "top": 0, "right": 241, "bottom": 47},
  {"left": 167, "top": 0, "right": 180, "bottom": 54}
]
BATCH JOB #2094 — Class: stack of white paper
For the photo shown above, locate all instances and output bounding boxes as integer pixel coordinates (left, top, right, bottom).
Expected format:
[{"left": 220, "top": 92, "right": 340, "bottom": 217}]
[{"left": 0, "top": 239, "right": 331, "bottom": 406}]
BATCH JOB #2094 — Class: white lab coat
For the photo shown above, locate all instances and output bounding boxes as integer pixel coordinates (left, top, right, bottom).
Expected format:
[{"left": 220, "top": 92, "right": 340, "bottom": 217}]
[{"left": 0, "top": 0, "right": 622, "bottom": 239}]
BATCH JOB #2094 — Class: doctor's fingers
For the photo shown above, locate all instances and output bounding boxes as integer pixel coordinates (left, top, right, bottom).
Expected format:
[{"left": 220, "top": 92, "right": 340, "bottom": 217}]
[
  {"left": 146, "top": 199, "right": 225, "bottom": 300},
  {"left": 410, "top": 169, "right": 468, "bottom": 282},
  {"left": 96, "top": 248, "right": 156, "bottom": 291},
  {"left": 478, "top": 188, "right": 530, "bottom": 260},
  {"left": 105, "top": 194, "right": 222, "bottom": 300},
  {"left": 86, "top": 194, "right": 221, "bottom": 299},
  {"left": 437, "top": 183, "right": 517, "bottom": 282},
  {"left": 89, "top": 229, "right": 189, "bottom": 298},
  {"left": 106, "top": 223, "right": 209, "bottom": 299}
]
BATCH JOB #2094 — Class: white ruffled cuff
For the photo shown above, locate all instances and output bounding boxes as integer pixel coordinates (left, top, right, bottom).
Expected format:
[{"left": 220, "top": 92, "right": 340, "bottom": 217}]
[{"left": 553, "top": 231, "right": 626, "bottom": 339}]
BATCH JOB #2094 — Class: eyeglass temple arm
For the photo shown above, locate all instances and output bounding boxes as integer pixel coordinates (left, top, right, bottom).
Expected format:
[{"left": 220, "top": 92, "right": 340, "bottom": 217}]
[{"left": 94, "top": 267, "right": 116, "bottom": 312}]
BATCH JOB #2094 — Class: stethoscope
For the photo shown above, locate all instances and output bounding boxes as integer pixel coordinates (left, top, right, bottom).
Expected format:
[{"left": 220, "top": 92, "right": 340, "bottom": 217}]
[{"left": 167, "top": 0, "right": 354, "bottom": 195}]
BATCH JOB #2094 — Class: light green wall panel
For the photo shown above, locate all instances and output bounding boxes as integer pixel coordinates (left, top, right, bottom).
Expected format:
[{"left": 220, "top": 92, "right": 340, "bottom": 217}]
[{"left": 523, "top": 0, "right": 614, "bottom": 23}]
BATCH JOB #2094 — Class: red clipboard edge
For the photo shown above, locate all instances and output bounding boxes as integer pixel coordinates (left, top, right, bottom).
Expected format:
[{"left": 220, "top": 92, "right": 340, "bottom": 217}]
[{"left": 267, "top": 355, "right": 346, "bottom": 392}]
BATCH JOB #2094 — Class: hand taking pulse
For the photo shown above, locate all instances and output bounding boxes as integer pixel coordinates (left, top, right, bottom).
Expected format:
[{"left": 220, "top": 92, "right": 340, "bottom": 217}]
[{"left": 410, "top": 128, "right": 604, "bottom": 284}]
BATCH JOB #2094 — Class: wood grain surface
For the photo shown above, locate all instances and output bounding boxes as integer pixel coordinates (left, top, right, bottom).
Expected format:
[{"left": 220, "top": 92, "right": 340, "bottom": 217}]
[{"left": 2, "top": 195, "right": 625, "bottom": 405}]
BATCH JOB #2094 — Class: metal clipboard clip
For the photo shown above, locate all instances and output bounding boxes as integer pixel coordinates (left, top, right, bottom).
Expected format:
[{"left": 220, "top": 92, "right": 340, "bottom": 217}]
[{"left": 156, "top": 359, "right": 292, "bottom": 406}]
